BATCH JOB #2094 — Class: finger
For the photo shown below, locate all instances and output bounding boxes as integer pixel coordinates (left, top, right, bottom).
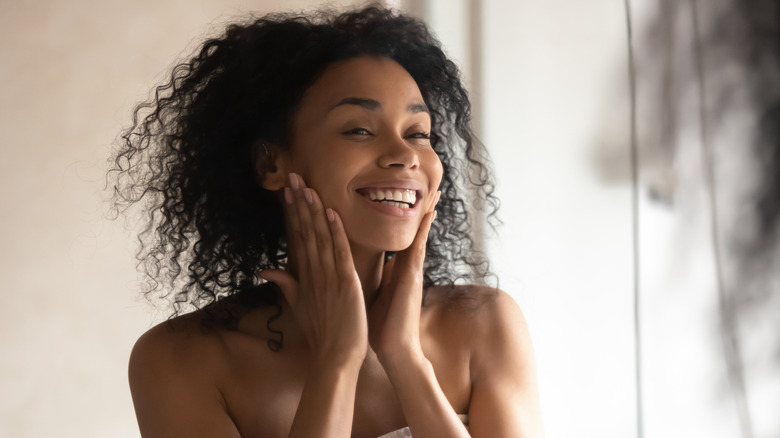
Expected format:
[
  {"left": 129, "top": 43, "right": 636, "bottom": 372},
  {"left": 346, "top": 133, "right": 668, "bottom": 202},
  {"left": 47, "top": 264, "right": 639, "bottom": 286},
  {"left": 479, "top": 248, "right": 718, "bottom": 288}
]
[
  {"left": 398, "top": 210, "right": 435, "bottom": 271},
  {"left": 258, "top": 269, "right": 298, "bottom": 306},
  {"left": 415, "top": 209, "right": 436, "bottom": 256},
  {"left": 307, "top": 187, "right": 336, "bottom": 281},
  {"left": 284, "top": 176, "right": 310, "bottom": 279},
  {"left": 327, "top": 208, "right": 359, "bottom": 285},
  {"left": 380, "top": 256, "right": 396, "bottom": 290},
  {"left": 282, "top": 185, "right": 301, "bottom": 256},
  {"left": 282, "top": 186, "right": 298, "bottom": 245},
  {"left": 391, "top": 191, "right": 438, "bottom": 274},
  {"left": 291, "top": 174, "right": 325, "bottom": 283},
  {"left": 419, "top": 189, "right": 439, "bottom": 215},
  {"left": 284, "top": 175, "right": 300, "bottom": 237}
]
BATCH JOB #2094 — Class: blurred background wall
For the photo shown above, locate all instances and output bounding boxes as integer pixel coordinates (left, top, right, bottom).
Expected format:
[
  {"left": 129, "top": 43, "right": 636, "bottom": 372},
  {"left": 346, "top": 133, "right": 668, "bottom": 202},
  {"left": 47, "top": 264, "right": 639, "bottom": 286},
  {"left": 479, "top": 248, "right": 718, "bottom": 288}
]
[{"left": 1, "top": 0, "right": 777, "bottom": 436}]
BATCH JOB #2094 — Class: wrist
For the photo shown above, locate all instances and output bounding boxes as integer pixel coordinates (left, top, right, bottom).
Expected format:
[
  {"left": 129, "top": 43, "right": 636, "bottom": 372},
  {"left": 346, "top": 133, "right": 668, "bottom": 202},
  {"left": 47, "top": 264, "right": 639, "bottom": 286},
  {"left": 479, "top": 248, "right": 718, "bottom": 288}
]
[
  {"left": 377, "top": 347, "right": 428, "bottom": 377},
  {"left": 312, "top": 347, "right": 366, "bottom": 374}
]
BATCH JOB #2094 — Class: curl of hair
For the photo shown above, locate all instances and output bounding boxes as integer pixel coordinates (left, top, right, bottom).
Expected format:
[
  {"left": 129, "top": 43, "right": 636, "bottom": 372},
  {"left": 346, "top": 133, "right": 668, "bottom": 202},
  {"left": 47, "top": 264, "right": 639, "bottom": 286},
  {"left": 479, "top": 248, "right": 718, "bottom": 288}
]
[{"left": 109, "top": 6, "right": 499, "bottom": 350}]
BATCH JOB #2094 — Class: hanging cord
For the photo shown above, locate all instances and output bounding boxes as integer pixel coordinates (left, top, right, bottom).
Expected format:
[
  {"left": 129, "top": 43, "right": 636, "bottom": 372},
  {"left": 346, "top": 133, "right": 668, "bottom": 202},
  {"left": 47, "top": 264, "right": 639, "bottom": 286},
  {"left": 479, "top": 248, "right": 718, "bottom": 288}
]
[
  {"left": 622, "top": 1, "right": 643, "bottom": 437},
  {"left": 689, "top": 1, "right": 754, "bottom": 437}
]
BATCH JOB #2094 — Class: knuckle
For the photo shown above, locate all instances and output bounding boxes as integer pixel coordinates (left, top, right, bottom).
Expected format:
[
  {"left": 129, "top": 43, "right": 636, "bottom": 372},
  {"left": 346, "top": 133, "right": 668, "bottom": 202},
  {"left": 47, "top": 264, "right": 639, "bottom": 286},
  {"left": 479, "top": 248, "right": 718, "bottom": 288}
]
[
  {"left": 316, "top": 233, "right": 330, "bottom": 249},
  {"left": 299, "top": 223, "right": 313, "bottom": 239},
  {"left": 334, "top": 246, "right": 349, "bottom": 261}
]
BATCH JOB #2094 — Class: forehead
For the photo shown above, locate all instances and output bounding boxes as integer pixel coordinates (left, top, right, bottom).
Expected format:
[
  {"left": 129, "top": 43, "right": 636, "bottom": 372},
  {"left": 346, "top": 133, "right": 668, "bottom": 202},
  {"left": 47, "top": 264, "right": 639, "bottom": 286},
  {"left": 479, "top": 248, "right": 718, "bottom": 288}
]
[{"left": 299, "top": 56, "right": 425, "bottom": 110}]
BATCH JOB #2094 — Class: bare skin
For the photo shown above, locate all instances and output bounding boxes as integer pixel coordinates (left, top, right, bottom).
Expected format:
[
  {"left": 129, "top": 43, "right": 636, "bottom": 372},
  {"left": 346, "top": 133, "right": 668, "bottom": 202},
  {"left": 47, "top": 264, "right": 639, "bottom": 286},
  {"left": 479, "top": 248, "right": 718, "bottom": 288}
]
[{"left": 128, "top": 57, "right": 544, "bottom": 437}]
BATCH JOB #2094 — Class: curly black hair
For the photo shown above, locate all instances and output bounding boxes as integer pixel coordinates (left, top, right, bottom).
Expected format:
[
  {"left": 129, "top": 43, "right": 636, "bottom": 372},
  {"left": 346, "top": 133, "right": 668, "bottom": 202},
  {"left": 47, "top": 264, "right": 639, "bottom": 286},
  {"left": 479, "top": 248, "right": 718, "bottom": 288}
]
[{"left": 110, "top": 5, "right": 499, "bottom": 350}]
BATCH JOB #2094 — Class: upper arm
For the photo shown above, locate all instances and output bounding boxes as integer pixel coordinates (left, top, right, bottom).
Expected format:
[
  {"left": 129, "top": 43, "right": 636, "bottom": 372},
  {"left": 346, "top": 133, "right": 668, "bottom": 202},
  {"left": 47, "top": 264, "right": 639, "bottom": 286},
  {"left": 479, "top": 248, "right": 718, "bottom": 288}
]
[
  {"left": 467, "top": 289, "right": 544, "bottom": 438},
  {"left": 128, "top": 326, "right": 241, "bottom": 438}
]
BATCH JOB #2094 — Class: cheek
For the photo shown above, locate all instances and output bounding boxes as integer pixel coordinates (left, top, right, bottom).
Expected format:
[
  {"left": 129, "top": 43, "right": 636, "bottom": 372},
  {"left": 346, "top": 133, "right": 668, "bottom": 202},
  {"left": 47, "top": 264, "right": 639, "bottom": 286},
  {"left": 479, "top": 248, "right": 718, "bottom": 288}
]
[
  {"left": 289, "top": 142, "right": 340, "bottom": 186},
  {"left": 427, "top": 151, "right": 444, "bottom": 187},
  {"left": 299, "top": 153, "right": 357, "bottom": 205}
]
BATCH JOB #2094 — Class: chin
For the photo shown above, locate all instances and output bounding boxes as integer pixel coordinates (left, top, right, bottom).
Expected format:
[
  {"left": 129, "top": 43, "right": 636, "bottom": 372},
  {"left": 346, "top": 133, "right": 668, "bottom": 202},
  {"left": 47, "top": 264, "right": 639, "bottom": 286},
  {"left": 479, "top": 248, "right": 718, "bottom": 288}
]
[
  {"left": 345, "top": 218, "right": 420, "bottom": 254},
  {"left": 385, "top": 239, "right": 415, "bottom": 252},
  {"left": 351, "top": 232, "right": 416, "bottom": 254}
]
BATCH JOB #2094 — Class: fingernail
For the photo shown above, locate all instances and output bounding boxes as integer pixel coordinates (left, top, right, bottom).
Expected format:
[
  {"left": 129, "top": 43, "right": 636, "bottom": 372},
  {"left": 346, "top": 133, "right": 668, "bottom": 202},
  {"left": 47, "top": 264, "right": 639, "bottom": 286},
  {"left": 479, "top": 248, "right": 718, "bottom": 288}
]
[
  {"left": 289, "top": 173, "right": 299, "bottom": 190},
  {"left": 432, "top": 210, "right": 438, "bottom": 222},
  {"left": 435, "top": 190, "right": 441, "bottom": 206},
  {"left": 304, "top": 188, "right": 313, "bottom": 204},
  {"left": 326, "top": 208, "right": 335, "bottom": 222},
  {"left": 284, "top": 187, "right": 292, "bottom": 204}
]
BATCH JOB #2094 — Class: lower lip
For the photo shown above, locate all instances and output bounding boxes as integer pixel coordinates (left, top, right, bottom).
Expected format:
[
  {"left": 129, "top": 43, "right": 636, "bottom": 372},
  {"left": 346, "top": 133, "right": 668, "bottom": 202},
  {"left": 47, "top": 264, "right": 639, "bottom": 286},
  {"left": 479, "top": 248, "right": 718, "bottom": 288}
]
[{"left": 358, "top": 194, "right": 420, "bottom": 217}]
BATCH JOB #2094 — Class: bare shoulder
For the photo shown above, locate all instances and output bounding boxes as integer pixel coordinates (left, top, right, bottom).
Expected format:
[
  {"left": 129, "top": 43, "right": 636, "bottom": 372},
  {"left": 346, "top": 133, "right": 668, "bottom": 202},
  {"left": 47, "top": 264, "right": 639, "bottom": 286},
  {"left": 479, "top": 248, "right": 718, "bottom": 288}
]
[
  {"left": 129, "top": 311, "right": 222, "bottom": 378},
  {"left": 423, "top": 284, "right": 528, "bottom": 340},
  {"left": 128, "top": 310, "right": 226, "bottom": 404},
  {"left": 422, "top": 285, "right": 533, "bottom": 373},
  {"left": 128, "top": 311, "right": 241, "bottom": 437},
  {"left": 425, "top": 286, "right": 544, "bottom": 436},
  {"left": 129, "top": 290, "right": 277, "bottom": 379}
]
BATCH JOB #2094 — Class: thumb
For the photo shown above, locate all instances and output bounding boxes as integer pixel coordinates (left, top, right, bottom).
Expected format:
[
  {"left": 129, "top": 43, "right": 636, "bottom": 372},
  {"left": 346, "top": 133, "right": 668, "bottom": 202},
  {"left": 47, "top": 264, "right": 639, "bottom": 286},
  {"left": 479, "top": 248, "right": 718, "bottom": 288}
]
[{"left": 257, "top": 269, "right": 298, "bottom": 306}]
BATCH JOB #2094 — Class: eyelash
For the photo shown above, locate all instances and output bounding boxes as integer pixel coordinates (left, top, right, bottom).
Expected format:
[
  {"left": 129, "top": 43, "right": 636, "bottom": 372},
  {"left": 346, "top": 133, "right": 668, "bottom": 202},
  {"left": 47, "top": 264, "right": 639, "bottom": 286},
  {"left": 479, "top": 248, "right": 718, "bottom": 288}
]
[
  {"left": 342, "top": 128, "right": 430, "bottom": 140},
  {"left": 344, "top": 128, "right": 371, "bottom": 136},
  {"left": 409, "top": 131, "right": 431, "bottom": 140}
]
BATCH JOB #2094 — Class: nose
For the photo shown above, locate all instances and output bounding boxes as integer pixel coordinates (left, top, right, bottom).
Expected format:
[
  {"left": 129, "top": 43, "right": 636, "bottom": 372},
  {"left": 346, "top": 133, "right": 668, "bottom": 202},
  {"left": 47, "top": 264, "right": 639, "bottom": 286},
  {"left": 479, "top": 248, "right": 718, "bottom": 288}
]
[{"left": 377, "top": 136, "right": 420, "bottom": 169}]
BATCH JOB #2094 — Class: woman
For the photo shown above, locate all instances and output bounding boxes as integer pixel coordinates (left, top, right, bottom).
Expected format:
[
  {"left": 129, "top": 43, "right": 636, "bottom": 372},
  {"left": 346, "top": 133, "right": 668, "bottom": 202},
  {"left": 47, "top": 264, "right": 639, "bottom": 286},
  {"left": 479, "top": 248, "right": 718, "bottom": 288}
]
[{"left": 113, "top": 5, "right": 543, "bottom": 437}]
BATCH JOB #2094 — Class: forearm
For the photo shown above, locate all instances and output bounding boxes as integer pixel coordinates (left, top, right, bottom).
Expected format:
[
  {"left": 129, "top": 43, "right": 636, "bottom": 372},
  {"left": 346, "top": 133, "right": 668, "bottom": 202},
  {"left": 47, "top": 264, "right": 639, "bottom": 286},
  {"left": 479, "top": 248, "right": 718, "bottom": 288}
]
[
  {"left": 381, "top": 351, "right": 470, "bottom": 438},
  {"left": 288, "top": 358, "right": 361, "bottom": 438}
]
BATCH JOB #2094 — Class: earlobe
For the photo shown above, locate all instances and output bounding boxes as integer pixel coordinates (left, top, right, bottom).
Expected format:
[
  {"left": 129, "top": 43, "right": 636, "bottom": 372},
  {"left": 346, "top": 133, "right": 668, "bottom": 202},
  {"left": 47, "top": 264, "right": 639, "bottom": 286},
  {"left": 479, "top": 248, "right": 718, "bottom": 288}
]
[{"left": 255, "top": 143, "right": 289, "bottom": 191}]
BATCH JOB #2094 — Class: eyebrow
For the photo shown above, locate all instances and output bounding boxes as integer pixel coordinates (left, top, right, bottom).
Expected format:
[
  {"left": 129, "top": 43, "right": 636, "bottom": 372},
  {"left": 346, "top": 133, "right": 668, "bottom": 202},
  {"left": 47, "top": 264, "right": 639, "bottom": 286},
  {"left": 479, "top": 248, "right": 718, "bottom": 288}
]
[
  {"left": 328, "top": 97, "right": 429, "bottom": 114},
  {"left": 407, "top": 103, "right": 429, "bottom": 114}
]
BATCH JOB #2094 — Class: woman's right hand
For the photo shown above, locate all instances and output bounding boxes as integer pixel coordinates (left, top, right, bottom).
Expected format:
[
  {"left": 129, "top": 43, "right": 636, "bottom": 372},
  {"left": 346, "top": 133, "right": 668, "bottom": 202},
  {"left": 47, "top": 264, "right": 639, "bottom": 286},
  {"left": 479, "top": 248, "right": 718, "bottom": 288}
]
[{"left": 259, "top": 173, "right": 368, "bottom": 366}]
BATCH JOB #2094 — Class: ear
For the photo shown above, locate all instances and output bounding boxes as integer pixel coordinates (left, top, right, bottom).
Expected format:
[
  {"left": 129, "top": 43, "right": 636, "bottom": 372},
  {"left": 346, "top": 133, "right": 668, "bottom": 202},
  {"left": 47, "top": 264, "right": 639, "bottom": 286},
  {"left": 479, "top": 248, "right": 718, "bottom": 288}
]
[{"left": 254, "top": 143, "right": 290, "bottom": 191}]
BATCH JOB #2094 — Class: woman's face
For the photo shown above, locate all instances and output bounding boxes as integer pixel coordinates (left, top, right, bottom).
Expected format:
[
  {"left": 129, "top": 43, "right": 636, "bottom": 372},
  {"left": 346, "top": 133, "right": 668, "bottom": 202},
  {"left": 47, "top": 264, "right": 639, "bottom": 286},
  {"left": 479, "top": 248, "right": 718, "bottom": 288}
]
[{"left": 286, "top": 56, "right": 443, "bottom": 253}]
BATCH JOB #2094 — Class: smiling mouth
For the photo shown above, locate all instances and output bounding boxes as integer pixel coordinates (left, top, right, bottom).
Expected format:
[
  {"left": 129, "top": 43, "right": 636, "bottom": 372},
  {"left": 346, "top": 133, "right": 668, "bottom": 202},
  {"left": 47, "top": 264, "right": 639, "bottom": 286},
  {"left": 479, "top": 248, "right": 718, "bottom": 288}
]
[{"left": 357, "top": 188, "right": 418, "bottom": 209}]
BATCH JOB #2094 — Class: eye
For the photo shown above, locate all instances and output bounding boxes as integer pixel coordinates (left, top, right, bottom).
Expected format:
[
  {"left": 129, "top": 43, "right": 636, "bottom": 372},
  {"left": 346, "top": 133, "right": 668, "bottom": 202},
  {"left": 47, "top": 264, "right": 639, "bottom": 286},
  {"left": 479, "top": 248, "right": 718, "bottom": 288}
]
[
  {"left": 343, "top": 127, "right": 372, "bottom": 136},
  {"left": 406, "top": 131, "right": 431, "bottom": 141}
]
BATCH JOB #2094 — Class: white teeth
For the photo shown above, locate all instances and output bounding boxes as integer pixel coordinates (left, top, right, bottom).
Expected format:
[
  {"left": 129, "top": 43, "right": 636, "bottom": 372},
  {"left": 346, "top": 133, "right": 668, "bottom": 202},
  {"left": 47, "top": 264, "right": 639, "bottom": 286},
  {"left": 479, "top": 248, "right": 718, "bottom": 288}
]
[
  {"left": 363, "top": 188, "right": 417, "bottom": 207},
  {"left": 379, "top": 200, "right": 410, "bottom": 209}
]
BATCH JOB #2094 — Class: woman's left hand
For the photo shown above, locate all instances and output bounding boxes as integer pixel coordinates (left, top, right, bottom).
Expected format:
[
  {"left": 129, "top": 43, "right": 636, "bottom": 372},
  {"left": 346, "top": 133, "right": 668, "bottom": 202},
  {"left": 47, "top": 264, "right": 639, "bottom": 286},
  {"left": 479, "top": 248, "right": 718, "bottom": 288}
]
[{"left": 368, "top": 192, "right": 440, "bottom": 362}]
